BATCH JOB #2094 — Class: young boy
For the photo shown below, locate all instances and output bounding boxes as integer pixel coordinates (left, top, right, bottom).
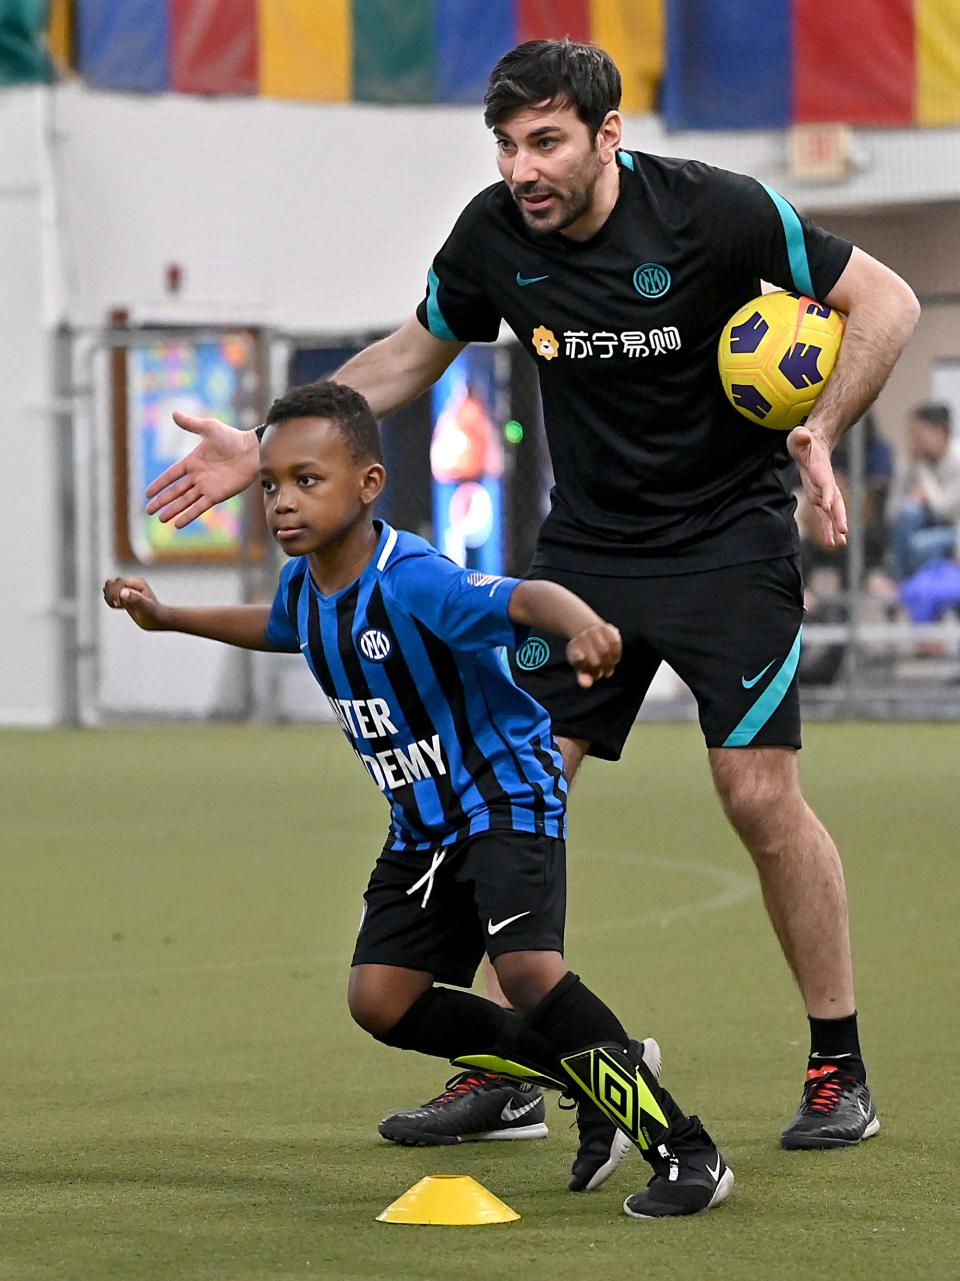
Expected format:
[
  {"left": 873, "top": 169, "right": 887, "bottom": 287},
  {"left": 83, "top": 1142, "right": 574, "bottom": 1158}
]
[{"left": 104, "top": 381, "right": 733, "bottom": 1219}]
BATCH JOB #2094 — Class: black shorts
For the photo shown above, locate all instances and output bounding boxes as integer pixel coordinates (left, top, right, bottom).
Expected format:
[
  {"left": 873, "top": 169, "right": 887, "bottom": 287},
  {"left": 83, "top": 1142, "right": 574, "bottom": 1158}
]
[
  {"left": 351, "top": 830, "right": 566, "bottom": 987},
  {"left": 509, "top": 556, "right": 804, "bottom": 760}
]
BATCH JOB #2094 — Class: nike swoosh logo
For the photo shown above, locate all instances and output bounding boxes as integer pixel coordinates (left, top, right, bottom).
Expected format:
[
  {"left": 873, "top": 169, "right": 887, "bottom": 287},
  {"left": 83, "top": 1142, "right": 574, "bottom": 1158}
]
[
  {"left": 810, "top": 1052, "right": 852, "bottom": 1060},
  {"left": 516, "top": 273, "right": 549, "bottom": 286},
  {"left": 741, "top": 659, "right": 775, "bottom": 689},
  {"left": 856, "top": 1099, "right": 869, "bottom": 1119},
  {"left": 501, "top": 1096, "right": 541, "bottom": 1122},
  {"left": 706, "top": 1157, "right": 722, "bottom": 1182},
  {"left": 487, "top": 911, "right": 532, "bottom": 935}
]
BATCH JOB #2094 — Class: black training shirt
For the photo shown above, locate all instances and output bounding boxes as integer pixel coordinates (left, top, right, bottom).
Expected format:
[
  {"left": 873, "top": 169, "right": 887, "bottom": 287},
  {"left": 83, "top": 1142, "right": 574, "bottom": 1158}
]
[{"left": 416, "top": 151, "right": 853, "bottom": 575}]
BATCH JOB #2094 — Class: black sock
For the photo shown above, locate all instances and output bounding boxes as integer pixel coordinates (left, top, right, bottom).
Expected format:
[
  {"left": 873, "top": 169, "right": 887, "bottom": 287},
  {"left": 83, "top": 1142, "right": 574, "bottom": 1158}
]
[
  {"left": 524, "top": 970, "right": 628, "bottom": 1054},
  {"left": 376, "top": 986, "right": 559, "bottom": 1079},
  {"left": 525, "top": 973, "right": 698, "bottom": 1146},
  {"left": 808, "top": 1012, "right": 866, "bottom": 1081}
]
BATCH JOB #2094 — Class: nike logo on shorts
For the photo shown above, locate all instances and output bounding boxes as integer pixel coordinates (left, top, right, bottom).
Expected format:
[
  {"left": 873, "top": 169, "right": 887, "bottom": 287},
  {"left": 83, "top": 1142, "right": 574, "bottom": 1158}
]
[
  {"left": 516, "top": 272, "right": 549, "bottom": 286},
  {"left": 741, "top": 659, "right": 775, "bottom": 689},
  {"left": 487, "top": 911, "right": 532, "bottom": 935}
]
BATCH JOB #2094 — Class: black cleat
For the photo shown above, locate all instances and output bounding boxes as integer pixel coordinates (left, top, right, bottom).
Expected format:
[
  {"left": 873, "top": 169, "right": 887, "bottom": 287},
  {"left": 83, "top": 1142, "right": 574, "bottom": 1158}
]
[
  {"left": 781, "top": 1065, "right": 880, "bottom": 1150},
  {"left": 623, "top": 1117, "right": 734, "bottom": 1219},
  {"left": 568, "top": 1038, "right": 662, "bottom": 1192},
  {"left": 378, "top": 1072, "right": 547, "bottom": 1146}
]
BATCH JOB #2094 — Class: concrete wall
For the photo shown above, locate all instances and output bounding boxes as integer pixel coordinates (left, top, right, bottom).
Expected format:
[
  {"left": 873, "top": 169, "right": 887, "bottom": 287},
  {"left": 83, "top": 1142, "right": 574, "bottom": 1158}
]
[
  {"left": 0, "top": 90, "right": 60, "bottom": 724},
  {"left": 817, "top": 203, "right": 960, "bottom": 449}
]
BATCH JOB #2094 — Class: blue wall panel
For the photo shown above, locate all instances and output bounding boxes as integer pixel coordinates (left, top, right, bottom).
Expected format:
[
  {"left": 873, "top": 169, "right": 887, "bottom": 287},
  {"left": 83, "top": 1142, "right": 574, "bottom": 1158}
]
[
  {"left": 435, "top": 0, "right": 517, "bottom": 105},
  {"left": 663, "top": 0, "right": 790, "bottom": 130},
  {"left": 76, "top": 0, "right": 170, "bottom": 92}
]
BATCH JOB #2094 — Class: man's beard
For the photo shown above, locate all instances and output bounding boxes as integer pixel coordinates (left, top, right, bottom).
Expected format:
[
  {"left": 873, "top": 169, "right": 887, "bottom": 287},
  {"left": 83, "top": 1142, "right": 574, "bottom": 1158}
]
[{"left": 513, "top": 170, "right": 599, "bottom": 237}]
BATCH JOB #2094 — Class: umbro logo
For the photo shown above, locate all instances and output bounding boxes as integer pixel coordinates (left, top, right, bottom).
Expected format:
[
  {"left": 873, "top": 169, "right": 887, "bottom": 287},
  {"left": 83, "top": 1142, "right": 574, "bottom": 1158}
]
[
  {"left": 516, "top": 272, "right": 549, "bottom": 286},
  {"left": 501, "top": 1096, "right": 541, "bottom": 1122}
]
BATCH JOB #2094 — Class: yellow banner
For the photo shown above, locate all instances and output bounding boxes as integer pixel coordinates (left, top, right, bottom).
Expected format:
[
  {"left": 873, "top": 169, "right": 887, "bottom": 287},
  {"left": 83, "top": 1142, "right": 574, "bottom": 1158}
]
[
  {"left": 258, "top": 0, "right": 352, "bottom": 102},
  {"left": 589, "top": 0, "right": 663, "bottom": 115},
  {"left": 917, "top": 0, "right": 960, "bottom": 124},
  {"left": 48, "top": 0, "right": 72, "bottom": 71}
]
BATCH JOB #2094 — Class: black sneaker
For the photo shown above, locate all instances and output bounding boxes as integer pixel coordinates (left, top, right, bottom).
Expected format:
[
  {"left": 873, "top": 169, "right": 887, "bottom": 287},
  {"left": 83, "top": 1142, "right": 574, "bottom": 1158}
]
[
  {"left": 780, "top": 1065, "right": 880, "bottom": 1149},
  {"left": 378, "top": 1072, "right": 547, "bottom": 1146},
  {"left": 623, "top": 1117, "right": 734, "bottom": 1219},
  {"left": 567, "top": 1038, "right": 662, "bottom": 1192}
]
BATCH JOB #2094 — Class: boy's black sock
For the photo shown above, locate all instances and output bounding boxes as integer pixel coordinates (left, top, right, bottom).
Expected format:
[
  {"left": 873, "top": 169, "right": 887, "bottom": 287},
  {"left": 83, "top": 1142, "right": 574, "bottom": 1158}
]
[
  {"left": 375, "top": 986, "right": 559, "bottom": 1080},
  {"left": 807, "top": 1012, "right": 866, "bottom": 1082},
  {"left": 523, "top": 970, "right": 629, "bottom": 1054}
]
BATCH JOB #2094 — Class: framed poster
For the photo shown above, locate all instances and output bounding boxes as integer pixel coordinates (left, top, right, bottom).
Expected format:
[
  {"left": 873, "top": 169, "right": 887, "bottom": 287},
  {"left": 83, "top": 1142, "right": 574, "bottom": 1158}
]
[{"left": 113, "top": 328, "right": 264, "bottom": 563}]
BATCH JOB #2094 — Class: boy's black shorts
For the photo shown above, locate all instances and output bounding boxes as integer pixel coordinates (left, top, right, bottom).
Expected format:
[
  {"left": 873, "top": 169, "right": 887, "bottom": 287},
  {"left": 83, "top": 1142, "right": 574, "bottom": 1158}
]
[
  {"left": 351, "top": 830, "right": 566, "bottom": 988},
  {"left": 509, "top": 556, "right": 804, "bottom": 761}
]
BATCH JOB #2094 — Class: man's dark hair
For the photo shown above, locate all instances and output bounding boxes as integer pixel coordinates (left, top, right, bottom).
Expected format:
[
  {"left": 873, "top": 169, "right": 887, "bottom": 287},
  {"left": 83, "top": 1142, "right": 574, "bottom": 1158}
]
[
  {"left": 912, "top": 401, "right": 951, "bottom": 434},
  {"left": 483, "top": 38, "right": 621, "bottom": 136},
  {"left": 259, "top": 381, "right": 383, "bottom": 463}
]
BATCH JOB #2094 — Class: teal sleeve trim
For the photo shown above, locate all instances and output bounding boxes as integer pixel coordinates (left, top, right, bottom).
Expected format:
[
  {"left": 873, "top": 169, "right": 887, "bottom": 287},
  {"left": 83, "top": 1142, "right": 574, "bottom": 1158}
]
[
  {"left": 617, "top": 149, "right": 636, "bottom": 172},
  {"left": 723, "top": 626, "right": 803, "bottom": 747},
  {"left": 760, "top": 183, "right": 815, "bottom": 297},
  {"left": 426, "top": 267, "right": 457, "bottom": 341}
]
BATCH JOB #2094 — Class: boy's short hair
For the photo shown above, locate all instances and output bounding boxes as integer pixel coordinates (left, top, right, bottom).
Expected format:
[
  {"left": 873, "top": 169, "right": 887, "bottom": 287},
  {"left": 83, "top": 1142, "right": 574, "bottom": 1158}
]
[
  {"left": 260, "top": 381, "right": 383, "bottom": 463},
  {"left": 912, "top": 401, "right": 951, "bottom": 435},
  {"left": 483, "top": 38, "right": 621, "bottom": 136}
]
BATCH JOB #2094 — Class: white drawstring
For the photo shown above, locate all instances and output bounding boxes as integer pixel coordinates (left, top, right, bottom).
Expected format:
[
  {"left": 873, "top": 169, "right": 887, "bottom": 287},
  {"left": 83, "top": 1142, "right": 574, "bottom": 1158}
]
[{"left": 406, "top": 847, "right": 447, "bottom": 909}]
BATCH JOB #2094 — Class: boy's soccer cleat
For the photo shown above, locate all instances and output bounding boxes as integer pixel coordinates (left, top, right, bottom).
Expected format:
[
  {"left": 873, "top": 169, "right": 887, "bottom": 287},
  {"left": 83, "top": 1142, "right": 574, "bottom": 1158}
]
[
  {"left": 378, "top": 1071, "right": 547, "bottom": 1146},
  {"left": 623, "top": 1118, "right": 734, "bottom": 1219},
  {"left": 567, "top": 1038, "right": 662, "bottom": 1192},
  {"left": 780, "top": 1066, "right": 880, "bottom": 1149}
]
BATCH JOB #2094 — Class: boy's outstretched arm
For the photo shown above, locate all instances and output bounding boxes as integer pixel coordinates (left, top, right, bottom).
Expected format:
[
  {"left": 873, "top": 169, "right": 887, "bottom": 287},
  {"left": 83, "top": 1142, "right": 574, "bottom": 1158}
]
[
  {"left": 103, "top": 577, "right": 275, "bottom": 651},
  {"left": 508, "top": 580, "right": 621, "bottom": 688}
]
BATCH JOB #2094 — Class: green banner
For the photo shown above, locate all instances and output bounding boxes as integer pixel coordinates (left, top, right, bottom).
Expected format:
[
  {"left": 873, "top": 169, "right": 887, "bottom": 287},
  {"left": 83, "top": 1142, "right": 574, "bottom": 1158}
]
[
  {"left": 0, "top": 0, "right": 53, "bottom": 85},
  {"left": 353, "top": 0, "right": 435, "bottom": 104}
]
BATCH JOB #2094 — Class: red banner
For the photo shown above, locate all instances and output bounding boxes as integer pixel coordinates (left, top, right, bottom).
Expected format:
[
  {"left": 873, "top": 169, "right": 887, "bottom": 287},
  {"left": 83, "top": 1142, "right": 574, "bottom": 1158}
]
[
  {"left": 794, "top": 0, "right": 915, "bottom": 124},
  {"left": 172, "top": 0, "right": 257, "bottom": 95}
]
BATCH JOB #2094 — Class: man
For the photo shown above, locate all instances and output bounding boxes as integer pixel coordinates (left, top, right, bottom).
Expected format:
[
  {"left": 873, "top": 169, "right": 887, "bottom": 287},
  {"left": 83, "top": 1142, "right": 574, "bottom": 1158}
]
[
  {"left": 146, "top": 40, "right": 919, "bottom": 1160},
  {"left": 888, "top": 402, "right": 960, "bottom": 581}
]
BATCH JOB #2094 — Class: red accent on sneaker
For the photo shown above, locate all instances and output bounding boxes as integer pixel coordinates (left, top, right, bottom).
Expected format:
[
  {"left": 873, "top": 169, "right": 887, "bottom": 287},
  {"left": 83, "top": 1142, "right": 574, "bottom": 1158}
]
[
  {"left": 803, "top": 1066, "right": 848, "bottom": 1115},
  {"left": 434, "top": 1072, "right": 499, "bottom": 1104}
]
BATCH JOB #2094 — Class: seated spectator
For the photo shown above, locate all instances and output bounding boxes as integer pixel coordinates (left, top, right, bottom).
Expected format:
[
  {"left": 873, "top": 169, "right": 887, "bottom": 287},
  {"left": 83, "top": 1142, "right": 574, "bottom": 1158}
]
[{"left": 888, "top": 402, "right": 960, "bottom": 581}]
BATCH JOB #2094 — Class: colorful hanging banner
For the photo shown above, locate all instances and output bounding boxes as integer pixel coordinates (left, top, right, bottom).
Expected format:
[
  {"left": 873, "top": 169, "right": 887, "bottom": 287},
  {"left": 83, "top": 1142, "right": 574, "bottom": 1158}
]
[
  {"left": 794, "top": 0, "right": 914, "bottom": 126},
  {"left": 11, "top": 1, "right": 960, "bottom": 131},
  {"left": 259, "top": 0, "right": 351, "bottom": 102},
  {"left": 171, "top": 0, "right": 257, "bottom": 96},
  {"left": 76, "top": 0, "right": 170, "bottom": 92},
  {"left": 663, "top": 0, "right": 790, "bottom": 129}
]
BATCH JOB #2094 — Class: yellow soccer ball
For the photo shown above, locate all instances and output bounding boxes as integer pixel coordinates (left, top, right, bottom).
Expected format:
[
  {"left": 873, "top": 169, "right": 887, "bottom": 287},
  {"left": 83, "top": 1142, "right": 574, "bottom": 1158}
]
[{"left": 718, "top": 290, "right": 845, "bottom": 431}]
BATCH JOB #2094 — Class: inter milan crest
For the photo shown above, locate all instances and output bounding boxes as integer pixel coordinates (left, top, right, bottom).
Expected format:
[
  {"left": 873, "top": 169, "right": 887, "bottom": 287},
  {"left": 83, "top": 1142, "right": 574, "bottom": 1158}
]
[
  {"left": 633, "top": 262, "right": 671, "bottom": 299},
  {"left": 358, "top": 628, "right": 392, "bottom": 662},
  {"left": 515, "top": 637, "right": 550, "bottom": 671}
]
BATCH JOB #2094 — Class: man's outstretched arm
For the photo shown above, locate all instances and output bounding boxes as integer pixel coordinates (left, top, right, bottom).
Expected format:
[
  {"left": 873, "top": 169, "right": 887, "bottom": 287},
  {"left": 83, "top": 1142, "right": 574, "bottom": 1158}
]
[
  {"left": 788, "top": 246, "right": 920, "bottom": 548},
  {"left": 145, "top": 317, "right": 465, "bottom": 528}
]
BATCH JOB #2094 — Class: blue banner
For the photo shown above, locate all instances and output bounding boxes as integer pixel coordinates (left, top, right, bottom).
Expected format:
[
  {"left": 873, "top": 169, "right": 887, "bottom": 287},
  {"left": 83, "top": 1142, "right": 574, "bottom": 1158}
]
[
  {"left": 435, "top": 0, "right": 517, "bottom": 105},
  {"left": 76, "top": 0, "right": 170, "bottom": 92},
  {"left": 662, "top": 0, "right": 790, "bottom": 130}
]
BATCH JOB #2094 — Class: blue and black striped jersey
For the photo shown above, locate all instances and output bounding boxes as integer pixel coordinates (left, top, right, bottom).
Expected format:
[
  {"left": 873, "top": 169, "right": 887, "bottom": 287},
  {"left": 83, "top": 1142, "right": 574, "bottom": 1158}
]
[{"left": 266, "top": 522, "right": 567, "bottom": 851}]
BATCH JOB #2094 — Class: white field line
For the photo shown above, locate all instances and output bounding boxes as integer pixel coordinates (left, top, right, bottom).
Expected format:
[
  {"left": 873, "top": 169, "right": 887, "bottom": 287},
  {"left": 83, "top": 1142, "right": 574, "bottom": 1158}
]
[
  {"left": 1, "top": 854, "right": 755, "bottom": 987},
  {"left": 566, "top": 851, "right": 756, "bottom": 937}
]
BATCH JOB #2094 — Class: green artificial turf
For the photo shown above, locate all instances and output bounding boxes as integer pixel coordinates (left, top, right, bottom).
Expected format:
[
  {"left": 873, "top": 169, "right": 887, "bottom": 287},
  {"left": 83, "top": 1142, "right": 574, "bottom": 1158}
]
[{"left": 1, "top": 723, "right": 958, "bottom": 1280}]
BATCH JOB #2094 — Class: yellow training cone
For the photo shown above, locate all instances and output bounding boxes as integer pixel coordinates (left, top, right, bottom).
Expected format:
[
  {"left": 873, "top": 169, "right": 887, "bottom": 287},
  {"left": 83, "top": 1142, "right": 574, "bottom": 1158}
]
[{"left": 377, "top": 1174, "right": 520, "bottom": 1225}]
